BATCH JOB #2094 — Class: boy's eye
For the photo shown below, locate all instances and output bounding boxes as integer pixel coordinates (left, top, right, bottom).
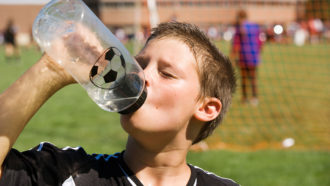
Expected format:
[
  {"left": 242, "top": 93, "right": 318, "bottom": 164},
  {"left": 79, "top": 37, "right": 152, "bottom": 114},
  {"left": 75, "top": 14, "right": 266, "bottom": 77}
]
[{"left": 160, "top": 71, "right": 175, "bottom": 79}]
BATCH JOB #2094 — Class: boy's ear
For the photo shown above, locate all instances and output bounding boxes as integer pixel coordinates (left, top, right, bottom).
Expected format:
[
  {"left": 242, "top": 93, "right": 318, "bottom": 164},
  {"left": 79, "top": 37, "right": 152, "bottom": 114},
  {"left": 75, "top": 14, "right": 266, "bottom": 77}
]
[{"left": 194, "top": 97, "right": 222, "bottom": 122}]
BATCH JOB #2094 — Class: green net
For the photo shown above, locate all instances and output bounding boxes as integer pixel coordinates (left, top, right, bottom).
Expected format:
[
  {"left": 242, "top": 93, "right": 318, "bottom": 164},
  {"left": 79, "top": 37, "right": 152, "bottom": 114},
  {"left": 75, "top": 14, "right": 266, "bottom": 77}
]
[
  {"left": 196, "top": 0, "right": 330, "bottom": 151},
  {"left": 203, "top": 42, "right": 329, "bottom": 151}
]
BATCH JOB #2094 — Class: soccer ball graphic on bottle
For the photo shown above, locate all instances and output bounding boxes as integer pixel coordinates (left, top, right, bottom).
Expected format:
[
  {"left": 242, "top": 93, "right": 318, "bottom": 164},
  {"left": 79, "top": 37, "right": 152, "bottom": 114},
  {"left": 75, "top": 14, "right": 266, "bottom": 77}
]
[{"left": 90, "top": 47, "right": 126, "bottom": 90}]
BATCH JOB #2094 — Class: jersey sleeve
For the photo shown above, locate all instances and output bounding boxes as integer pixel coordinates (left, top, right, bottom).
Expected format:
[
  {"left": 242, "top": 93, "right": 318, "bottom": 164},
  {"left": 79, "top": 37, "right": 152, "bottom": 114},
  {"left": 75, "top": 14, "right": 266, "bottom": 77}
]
[{"left": 0, "top": 142, "right": 90, "bottom": 186}]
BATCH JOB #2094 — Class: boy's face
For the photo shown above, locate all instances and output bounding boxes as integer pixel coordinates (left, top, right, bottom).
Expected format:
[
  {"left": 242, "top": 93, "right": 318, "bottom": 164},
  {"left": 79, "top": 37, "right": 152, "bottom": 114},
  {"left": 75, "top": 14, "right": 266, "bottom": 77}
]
[{"left": 120, "top": 38, "right": 202, "bottom": 141}]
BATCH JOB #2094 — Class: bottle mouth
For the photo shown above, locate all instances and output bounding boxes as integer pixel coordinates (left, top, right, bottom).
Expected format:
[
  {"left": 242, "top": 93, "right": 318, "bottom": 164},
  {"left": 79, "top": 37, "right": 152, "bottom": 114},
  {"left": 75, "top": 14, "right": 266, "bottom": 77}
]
[{"left": 119, "top": 88, "right": 147, "bottom": 114}]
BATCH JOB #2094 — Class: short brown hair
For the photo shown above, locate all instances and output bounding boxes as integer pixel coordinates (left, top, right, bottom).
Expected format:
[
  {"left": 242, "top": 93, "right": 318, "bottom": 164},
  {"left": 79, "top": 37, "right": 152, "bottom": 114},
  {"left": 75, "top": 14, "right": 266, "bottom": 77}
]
[{"left": 145, "top": 22, "right": 236, "bottom": 144}]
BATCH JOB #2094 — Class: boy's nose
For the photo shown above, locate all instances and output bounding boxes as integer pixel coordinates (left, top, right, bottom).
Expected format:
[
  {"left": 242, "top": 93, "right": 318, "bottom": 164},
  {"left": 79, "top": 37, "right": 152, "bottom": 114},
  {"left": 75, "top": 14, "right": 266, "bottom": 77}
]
[
  {"left": 145, "top": 78, "right": 150, "bottom": 87},
  {"left": 143, "top": 67, "right": 153, "bottom": 88},
  {"left": 144, "top": 70, "right": 151, "bottom": 87}
]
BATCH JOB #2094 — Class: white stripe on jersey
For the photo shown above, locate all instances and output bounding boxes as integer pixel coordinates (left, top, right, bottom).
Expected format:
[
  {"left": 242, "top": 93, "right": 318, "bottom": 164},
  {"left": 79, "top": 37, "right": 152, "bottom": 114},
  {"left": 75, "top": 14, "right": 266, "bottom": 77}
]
[
  {"left": 62, "top": 176, "right": 76, "bottom": 186},
  {"left": 117, "top": 163, "right": 137, "bottom": 186},
  {"left": 193, "top": 178, "right": 197, "bottom": 186},
  {"left": 36, "top": 142, "right": 59, "bottom": 151},
  {"left": 62, "top": 146, "right": 81, "bottom": 151},
  {"left": 190, "top": 164, "right": 238, "bottom": 184},
  {"left": 37, "top": 142, "right": 45, "bottom": 151}
]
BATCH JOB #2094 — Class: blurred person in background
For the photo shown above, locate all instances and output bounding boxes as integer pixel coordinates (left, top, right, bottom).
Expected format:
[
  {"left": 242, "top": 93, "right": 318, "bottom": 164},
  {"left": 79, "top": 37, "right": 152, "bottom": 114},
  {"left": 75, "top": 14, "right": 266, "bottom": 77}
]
[
  {"left": 3, "top": 19, "right": 20, "bottom": 61},
  {"left": 230, "top": 9, "right": 263, "bottom": 106},
  {"left": 308, "top": 18, "right": 324, "bottom": 44}
]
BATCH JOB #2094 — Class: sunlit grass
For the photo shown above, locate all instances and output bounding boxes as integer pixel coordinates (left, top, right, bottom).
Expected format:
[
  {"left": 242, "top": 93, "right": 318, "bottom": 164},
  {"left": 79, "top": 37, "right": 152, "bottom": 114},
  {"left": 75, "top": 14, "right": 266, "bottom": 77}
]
[{"left": 0, "top": 43, "right": 329, "bottom": 186}]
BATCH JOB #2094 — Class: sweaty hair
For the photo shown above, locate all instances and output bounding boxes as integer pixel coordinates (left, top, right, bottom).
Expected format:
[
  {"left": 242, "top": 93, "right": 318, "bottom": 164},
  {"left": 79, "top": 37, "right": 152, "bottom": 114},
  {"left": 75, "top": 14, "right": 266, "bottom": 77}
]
[{"left": 145, "top": 22, "right": 236, "bottom": 144}]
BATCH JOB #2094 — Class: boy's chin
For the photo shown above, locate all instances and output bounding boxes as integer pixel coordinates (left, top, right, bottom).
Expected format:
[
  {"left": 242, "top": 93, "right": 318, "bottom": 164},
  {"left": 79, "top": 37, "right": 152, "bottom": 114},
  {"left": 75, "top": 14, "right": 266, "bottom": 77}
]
[{"left": 120, "top": 112, "right": 142, "bottom": 132}]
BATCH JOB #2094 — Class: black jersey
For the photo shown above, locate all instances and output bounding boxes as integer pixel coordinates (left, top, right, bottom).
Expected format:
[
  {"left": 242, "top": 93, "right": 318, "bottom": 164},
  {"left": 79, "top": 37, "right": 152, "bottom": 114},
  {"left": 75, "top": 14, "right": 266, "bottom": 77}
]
[{"left": 0, "top": 142, "right": 239, "bottom": 186}]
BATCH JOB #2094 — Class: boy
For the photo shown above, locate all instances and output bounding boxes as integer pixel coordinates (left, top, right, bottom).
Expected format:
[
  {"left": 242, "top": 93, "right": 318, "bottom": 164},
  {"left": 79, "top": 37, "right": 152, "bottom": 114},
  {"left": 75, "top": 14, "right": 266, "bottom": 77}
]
[{"left": 0, "top": 22, "right": 237, "bottom": 186}]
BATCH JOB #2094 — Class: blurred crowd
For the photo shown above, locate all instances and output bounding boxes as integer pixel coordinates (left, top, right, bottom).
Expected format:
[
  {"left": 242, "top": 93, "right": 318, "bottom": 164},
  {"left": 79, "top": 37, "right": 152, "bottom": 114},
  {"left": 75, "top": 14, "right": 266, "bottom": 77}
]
[
  {"left": 203, "top": 18, "right": 329, "bottom": 46},
  {"left": 111, "top": 18, "right": 330, "bottom": 47},
  {"left": 1, "top": 18, "right": 329, "bottom": 51}
]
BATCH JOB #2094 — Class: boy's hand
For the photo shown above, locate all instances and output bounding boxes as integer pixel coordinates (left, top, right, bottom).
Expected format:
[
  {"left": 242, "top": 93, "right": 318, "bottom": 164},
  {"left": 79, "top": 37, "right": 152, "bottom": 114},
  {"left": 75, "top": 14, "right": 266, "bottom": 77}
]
[
  {"left": 40, "top": 54, "right": 76, "bottom": 86},
  {"left": 46, "top": 23, "right": 104, "bottom": 85}
]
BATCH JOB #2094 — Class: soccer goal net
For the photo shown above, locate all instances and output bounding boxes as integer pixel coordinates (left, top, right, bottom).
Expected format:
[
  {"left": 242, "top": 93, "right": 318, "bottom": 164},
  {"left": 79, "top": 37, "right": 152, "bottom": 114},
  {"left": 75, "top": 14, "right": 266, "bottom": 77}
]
[{"left": 195, "top": 0, "right": 329, "bottom": 151}]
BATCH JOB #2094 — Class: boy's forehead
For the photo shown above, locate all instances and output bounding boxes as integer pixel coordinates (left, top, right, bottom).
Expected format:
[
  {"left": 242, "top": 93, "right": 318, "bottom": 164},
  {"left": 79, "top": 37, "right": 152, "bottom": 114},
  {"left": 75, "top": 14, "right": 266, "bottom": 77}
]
[
  {"left": 144, "top": 37, "right": 197, "bottom": 60},
  {"left": 141, "top": 37, "right": 201, "bottom": 76},
  {"left": 146, "top": 37, "right": 188, "bottom": 49}
]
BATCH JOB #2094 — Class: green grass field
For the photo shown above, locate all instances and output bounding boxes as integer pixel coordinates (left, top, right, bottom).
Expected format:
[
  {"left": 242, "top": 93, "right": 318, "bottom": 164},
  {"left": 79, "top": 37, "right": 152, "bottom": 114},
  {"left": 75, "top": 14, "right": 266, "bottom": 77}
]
[{"left": 0, "top": 43, "right": 329, "bottom": 186}]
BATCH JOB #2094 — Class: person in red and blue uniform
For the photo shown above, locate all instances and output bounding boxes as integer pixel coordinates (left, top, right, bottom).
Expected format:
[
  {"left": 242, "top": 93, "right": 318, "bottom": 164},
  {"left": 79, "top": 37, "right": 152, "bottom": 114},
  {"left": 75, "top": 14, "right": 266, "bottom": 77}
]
[{"left": 231, "top": 9, "right": 263, "bottom": 106}]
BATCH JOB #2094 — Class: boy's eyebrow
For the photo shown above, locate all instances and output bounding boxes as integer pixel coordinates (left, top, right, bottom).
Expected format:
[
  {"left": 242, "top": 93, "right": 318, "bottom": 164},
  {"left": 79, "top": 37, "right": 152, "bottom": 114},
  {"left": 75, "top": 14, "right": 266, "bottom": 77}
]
[
  {"left": 158, "top": 58, "right": 186, "bottom": 76},
  {"left": 158, "top": 58, "right": 173, "bottom": 67}
]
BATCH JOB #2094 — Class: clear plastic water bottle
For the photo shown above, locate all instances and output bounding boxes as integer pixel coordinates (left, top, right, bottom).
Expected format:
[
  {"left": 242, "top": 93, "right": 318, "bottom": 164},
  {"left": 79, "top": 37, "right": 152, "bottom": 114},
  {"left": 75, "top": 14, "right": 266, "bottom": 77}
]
[{"left": 32, "top": 0, "right": 146, "bottom": 114}]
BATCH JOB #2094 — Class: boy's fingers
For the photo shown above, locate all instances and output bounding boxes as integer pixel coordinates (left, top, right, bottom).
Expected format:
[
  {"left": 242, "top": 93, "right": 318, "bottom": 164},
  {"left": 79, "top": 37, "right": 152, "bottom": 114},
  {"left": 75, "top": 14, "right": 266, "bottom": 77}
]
[{"left": 41, "top": 54, "right": 76, "bottom": 85}]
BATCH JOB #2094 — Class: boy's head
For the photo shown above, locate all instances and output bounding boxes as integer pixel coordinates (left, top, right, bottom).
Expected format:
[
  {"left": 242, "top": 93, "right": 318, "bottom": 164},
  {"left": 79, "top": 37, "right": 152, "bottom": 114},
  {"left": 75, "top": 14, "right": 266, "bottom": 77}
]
[
  {"left": 121, "top": 22, "right": 235, "bottom": 146},
  {"left": 145, "top": 22, "right": 236, "bottom": 144}
]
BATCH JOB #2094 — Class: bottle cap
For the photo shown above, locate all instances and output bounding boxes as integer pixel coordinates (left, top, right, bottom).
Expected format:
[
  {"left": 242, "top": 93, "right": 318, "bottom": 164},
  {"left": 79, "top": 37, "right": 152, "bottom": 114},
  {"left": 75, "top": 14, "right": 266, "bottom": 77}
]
[{"left": 119, "top": 88, "right": 147, "bottom": 114}]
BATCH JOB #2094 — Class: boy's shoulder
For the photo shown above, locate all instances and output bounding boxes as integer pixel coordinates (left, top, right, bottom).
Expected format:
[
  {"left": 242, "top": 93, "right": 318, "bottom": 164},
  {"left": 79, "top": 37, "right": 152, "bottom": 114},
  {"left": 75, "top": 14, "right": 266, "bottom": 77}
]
[
  {"left": 189, "top": 164, "right": 240, "bottom": 186},
  {"left": 1, "top": 142, "right": 133, "bottom": 186}
]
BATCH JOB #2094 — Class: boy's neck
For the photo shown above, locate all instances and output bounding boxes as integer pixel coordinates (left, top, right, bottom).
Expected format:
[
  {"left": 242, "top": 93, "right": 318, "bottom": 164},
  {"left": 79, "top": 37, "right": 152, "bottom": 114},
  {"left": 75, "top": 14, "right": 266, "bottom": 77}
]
[{"left": 124, "top": 136, "right": 192, "bottom": 186}]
